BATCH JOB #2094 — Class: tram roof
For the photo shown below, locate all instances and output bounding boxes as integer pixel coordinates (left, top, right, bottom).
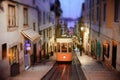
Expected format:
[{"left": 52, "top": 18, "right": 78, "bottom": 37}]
[{"left": 56, "top": 38, "right": 72, "bottom": 43}]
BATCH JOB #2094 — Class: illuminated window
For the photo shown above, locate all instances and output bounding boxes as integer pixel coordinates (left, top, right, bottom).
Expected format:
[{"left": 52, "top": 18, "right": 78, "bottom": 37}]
[
  {"left": 9, "top": 46, "right": 19, "bottom": 65},
  {"left": 68, "top": 43, "right": 72, "bottom": 52},
  {"left": 61, "top": 43, "right": 67, "bottom": 52}
]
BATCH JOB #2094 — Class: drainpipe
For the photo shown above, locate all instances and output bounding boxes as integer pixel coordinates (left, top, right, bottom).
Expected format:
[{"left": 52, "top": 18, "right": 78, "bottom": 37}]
[{"left": 98, "top": 1, "right": 101, "bottom": 37}]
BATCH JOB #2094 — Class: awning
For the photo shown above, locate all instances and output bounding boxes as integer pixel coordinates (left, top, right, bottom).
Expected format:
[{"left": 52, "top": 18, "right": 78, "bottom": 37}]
[{"left": 21, "top": 29, "right": 40, "bottom": 42}]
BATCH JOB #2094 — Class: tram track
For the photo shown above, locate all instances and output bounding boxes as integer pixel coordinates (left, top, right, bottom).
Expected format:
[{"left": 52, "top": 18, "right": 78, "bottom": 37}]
[{"left": 41, "top": 52, "right": 87, "bottom": 80}]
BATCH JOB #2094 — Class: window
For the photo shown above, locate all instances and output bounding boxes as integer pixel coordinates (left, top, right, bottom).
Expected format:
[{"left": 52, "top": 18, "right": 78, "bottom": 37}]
[
  {"left": 96, "top": 0, "right": 100, "bottom": 4},
  {"left": 89, "top": 0, "right": 91, "bottom": 9},
  {"left": 23, "top": 8, "right": 28, "bottom": 25},
  {"left": 91, "top": 8, "right": 94, "bottom": 21},
  {"left": 96, "top": 6, "right": 99, "bottom": 21},
  {"left": 47, "top": 29, "right": 49, "bottom": 37},
  {"left": 61, "top": 43, "right": 67, "bottom": 52},
  {"left": 103, "top": 2, "right": 106, "bottom": 21},
  {"left": 9, "top": 45, "right": 19, "bottom": 65},
  {"left": 8, "top": 5, "right": 16, "bottom": 28},
  {"left": 57, "top": 43, "right": 60, "bottom": 52},
  {"left": 38, "top": 10, "right": 41, "bottom": 26},
  {"left": 33, "top": 23, "right": 35, "bottom": 31},
  {"left": 43, "top": 30, "right": 45, "bottom": 39},
  {"left": 47, "top": 12, "right": 50, "bottom": 23},
  {"left": 92, "top": 0, "right": 94, "bottom": 7},
  {"left": 32, "top": 0, "right": 35, "bottom": 5},
  {"left": 43, "top": 0, "right": 45, "bottom": 2},
  {"left": 49, "top": 15, "right": 51, "bottom": 23},
  {"left": 68, "top": 43, "right": 72, "bottom": 52},
  {"left": 114, "top": 0, "right": 120, "bottom": 22},
  {"left": 49, "top": 28, "right": 52, "bottom": 38},
  {"left": 43, "top": 11, "right": 45, "bottom": 24}
]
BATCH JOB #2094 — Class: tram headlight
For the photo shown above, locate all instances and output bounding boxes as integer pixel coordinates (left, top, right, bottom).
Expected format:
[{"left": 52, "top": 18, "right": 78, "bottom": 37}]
[{"left": 63, "top": 55, "right": 66, "bottom": 59}]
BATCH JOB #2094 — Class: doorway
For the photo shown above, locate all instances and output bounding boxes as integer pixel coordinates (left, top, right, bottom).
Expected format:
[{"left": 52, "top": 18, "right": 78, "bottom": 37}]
[
  {"left": 33, "top": 44, "right": 37, "bottom": 64},
  {"left": 112, "top": 42, "right": 117, "bottom": 68},
  {"left": 2, "top": 43, "right": 7, "bottom": 60},
  {"left": 24, "top": 40, "right": 31, "bottom": 69}
]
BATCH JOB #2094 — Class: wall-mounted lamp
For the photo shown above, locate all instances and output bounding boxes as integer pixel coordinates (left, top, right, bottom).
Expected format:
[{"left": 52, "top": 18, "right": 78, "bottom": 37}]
[{"left": 81, "top": 26, "right": 84, "bottom": 31}]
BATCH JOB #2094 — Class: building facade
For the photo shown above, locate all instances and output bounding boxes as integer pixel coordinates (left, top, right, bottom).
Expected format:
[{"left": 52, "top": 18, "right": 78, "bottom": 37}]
[
  {"left": 84, "top": 0, "right": 120, "bottom": 71},
  {"left": 0, "top": 0, "right": 55, "bottom": 79},
  {"left": 37, "top": 0, "right": 55, "bottom": 60}
]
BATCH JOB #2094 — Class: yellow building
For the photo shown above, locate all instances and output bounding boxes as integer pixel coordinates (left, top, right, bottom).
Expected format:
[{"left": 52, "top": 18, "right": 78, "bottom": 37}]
[{"left": 84, "top": 0, "right": 120, "bottom": 71}]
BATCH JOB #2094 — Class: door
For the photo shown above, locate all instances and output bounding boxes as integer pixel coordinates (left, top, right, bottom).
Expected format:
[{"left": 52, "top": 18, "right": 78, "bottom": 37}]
[
  {"left": 112, "top": 43, "right": 117, "bottom": 68},
  {"left": 2, "top": 43, "right": 7, "bottom": 59},
  {"left": 24, "top": 40, "right": 31, "bottom": 69},
  {"left": 33, "top": 44, "right": 37, "bottom": 64}
]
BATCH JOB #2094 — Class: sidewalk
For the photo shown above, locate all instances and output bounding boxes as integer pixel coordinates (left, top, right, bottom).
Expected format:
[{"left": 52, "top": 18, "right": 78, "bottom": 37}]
[
  {"left": 76, "top": 52, "right": 120, "bottom": 80},
  {"left": 7, "top": 55, "right": 56, "bottom": 80}
]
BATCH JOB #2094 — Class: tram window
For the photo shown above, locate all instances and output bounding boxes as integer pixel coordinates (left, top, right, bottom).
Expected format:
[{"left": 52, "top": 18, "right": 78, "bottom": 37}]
[
  {"left": 68, "top": 43, "right": 72, "bottom": 52},
  {"left": 62, "top": 43, "right": 67, "bottom": 52},
  {"left": 57, "top": 43, "right": 60, "bottom": 52}
]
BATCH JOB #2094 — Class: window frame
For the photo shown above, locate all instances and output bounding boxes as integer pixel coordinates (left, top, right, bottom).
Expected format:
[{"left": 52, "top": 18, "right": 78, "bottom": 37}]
[
  {"left": 23, "top": 7, "right": 28, "bottom": 26},
  {"left": 114, "top": 0, "right": 120, "bottom": 22},
  {"left": 8, "top": 4, "right": 17, "bottom": 29}
]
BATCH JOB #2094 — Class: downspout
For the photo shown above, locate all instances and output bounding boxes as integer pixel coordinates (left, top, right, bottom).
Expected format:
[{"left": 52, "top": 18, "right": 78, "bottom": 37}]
[{"left": 98, "top": 1, "right": 101, "bottom": 37}]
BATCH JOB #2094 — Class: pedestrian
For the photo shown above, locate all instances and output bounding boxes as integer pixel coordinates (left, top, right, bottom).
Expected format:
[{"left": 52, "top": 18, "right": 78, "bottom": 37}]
[{"left": 80, "top": 45, "right": 82, "bottom": 56}]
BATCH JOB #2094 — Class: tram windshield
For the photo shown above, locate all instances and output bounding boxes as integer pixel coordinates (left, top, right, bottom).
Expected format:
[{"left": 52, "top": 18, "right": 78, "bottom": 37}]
[{"left": 56, "top": 42, "right": 72, "bottom": 53}]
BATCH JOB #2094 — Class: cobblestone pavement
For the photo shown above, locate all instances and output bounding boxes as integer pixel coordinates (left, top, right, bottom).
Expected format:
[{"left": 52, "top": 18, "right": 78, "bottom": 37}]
[{"left": 76, "top": 52, "right": 120, "bottom": 80}]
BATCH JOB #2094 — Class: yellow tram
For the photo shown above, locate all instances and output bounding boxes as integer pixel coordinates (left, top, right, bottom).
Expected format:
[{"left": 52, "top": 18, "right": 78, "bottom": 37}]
[{"left": 55, "top": 38, "right": 73, "bottom": 62}]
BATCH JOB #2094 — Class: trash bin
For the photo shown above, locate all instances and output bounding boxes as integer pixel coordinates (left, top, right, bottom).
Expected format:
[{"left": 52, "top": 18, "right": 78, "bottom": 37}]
[{"left": 10, "top": 63, "right": 19, "bottom": 76}]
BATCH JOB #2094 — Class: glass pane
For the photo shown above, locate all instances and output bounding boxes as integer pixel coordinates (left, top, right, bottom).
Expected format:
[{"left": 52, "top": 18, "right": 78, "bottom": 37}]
[{"left": 61, "top": 43, "right": 67, "bottom": 52}]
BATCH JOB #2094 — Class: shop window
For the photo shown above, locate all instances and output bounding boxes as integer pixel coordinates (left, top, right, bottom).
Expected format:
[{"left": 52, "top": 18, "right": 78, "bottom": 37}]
[{"left": 9, "top": 45, "right": 19, "bottom": 65}]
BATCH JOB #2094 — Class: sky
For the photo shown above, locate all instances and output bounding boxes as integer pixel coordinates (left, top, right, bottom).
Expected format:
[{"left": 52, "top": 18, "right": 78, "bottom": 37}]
[
  {"left": 59, "top": 0, "right": 85, "bottom": 19},
  {"left": 59, "top": 0, "right": 84, "bottom": 27}
]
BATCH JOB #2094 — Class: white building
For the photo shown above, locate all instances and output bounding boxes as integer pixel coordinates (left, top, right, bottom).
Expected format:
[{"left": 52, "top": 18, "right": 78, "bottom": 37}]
[
  {"left": 36, "top": 0, "right": 55, "bottom": 60},
  {"left": 0, "top": 0, "right": 55, "bottom": 79}
]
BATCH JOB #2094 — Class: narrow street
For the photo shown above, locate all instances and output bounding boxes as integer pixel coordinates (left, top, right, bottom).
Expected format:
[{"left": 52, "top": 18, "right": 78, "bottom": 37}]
[
  {"left": 0, "top": 0, "right": 120, "bottom": 80},
  {"left": 7, "top": 51, "right": 120, "bottom": 80}
]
